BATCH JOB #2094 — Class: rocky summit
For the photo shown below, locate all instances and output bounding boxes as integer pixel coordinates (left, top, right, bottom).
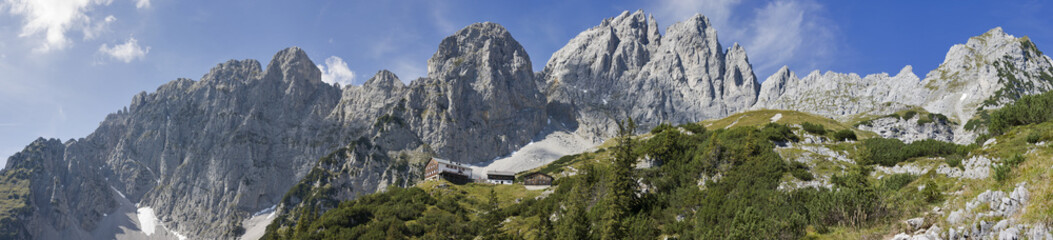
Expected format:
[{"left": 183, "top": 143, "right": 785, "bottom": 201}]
[
  {"left": 1, "top": 9, "right": 1052, "bottom": 240},
  {"left": 543, "top": 11, "right": 759, "bottom": 141}
]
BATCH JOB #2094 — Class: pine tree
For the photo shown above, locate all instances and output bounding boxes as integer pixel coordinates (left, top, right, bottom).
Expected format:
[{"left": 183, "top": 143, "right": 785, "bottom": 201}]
[
  {"left": 481, "top": 188, "right": 503, "bottom": 239},
  {"left": 601, "top": 118, "right": 637, "bottom": 240},
  {"left": 557, "top": 184, "right": 590, "bottom": 240}
]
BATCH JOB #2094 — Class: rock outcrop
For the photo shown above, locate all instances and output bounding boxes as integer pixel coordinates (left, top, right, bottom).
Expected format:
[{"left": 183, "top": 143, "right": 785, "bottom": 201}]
[
  {"left": 753, "top": 66, "right": 924, "bottom": 119},
  {"left": 855, "top": 114, "right": 956, "bottom": 143},
  {"left": 0, "top": 138, "right": 117, "bottom": 239},
  {"left": 755, "top": 27, "right": 1053, "bottom": 144},
  {"left": 921, "top": 27, "right": 1053, "bottom": 123}
]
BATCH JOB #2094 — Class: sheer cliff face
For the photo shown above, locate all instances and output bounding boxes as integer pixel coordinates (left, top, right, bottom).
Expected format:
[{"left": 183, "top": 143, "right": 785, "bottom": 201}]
[
  {"left": 0, "top": 139, "right": 117, "bottom": 239},
  {"left": 0, "top": 48, "right": 349, "bottom": 239},
  {"left": 400, "top": 22, "right": 547, "bottom": 163},
  {"left": 542, "top": 11, "right": 759, "bottom": 140},
  {"left": 331, "top": 22, "right": 548, "bottom": 164},
  {"left": 129, "top": 48, "right": 345, "bottom": 238}
]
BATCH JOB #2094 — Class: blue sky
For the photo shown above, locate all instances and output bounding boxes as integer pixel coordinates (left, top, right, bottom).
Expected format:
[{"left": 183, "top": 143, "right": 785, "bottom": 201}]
[{"left": 1, "top": 0, "right": 1050, "bottom": 168}]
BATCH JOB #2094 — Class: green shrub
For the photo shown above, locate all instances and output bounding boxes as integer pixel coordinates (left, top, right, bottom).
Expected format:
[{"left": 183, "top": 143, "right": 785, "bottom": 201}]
[
  {"left": 993, "top": 163, "right": 1012, "bottom": 182},
  {"left": 993, "top": 154, "right": 1026, "bottom": 182},
  {"left": 1005, "top": 154, "right": 1025, "bottom": 165},
  {"left": 964, "top": 119, "right": 984, "bottom": 131},
  {"left": 801, "top": 122, "right": 827, "bottom": 135},
  {"left": 832, "top": 130, "right": 857, "bottom": 141},
  {"left": 651, "top": 123, "right": 676, "bottom": 134},
  {"left": 679, "top": 122, "right": 707, "bottom": 134},
  {"left": 930, "top": 113, "right": 949, "bottom": 123},
  {"left": 989, "top": 91, "right": 1053, "bottom": 135},
  {"left": 880, "top": 173, "right": 916, "bottom": 191},
  {"left": 760, "top": 123, "right": 799, "bottom": 143},
  {"left": 789, "top": 161, "right": 814, "bottom": 181},
  {"left": 944, "top": 156, "right": 963, "bottom": 169},
  {"left": 974, "top": 134, "right": 991, "bottom": 146},
  {"left": 859, "top": 138, "right": 973, "bottom": 166},
  {"left": 1027, "top": 131, "right": 1043, "bottom": 144},
  {"left": 921, "top": 180, "right": 943, "bottom": 203},
  {"left": 965, "top": 111, "right": 992, "bottom": 131},
  {"left": 903, "top": 111, "right": 918, "bottom": 120}
]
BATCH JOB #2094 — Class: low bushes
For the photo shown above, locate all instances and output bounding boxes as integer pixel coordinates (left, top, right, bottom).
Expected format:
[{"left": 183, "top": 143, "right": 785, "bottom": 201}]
[
  {"left": 989, "top": 91, "right": 1053, "bottom": 135},
  {"left": 801, "top": 122, "right": 827, "bottom": 135},
  {"left": 859, "top": 138, "right": 974, "bottom": 167},
  {"left": 833, "top": 129, "right": 857, "bottom": 141}
]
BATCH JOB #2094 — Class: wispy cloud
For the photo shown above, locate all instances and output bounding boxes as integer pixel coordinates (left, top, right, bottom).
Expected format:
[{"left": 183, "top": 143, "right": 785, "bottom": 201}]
[
  {"left": 653, "top": 0, "right": 837, "bottom": 79},
  {"left": 392, "top": 56, "right": 426, "bottom": 82},
  {"left": 98, "top": 37, "right": 149, "bottom": 63},
  {"left": 1, "top": 0, "right": 115, "bottom": 52},
  {"left": 135, "top": 0, "right": 149, "bottom": 9},
  {"left": 745, "top": 0, "right": 835, "bottom": 76},
  {"left": 317, "top": 56, "right": 356, "bottom": 86},
  {"left": 429, "top": 1, "right": 457, "bottom": 34},
  {"left": 82, "top": 14, "right": 115, "bottom": 40}
]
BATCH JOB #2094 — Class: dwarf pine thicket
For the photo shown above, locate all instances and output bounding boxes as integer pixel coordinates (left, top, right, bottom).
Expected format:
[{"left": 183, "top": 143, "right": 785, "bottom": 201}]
[{"left": 268, "top": 119, "right": 991, "bottom": 239}]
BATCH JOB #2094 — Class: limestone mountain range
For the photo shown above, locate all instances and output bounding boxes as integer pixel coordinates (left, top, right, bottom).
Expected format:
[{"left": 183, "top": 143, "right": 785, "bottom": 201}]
[{"left": 0, "top": 10, "right": 1051, "bottom": 240}]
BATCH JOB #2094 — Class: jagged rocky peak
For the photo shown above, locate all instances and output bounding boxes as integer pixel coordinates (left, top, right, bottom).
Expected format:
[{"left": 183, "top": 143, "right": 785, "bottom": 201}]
[
  {"left": 921, "top": 27, "right": 1053, "bottom": 124},
  {"left": 543, "top": 10, "right": 661, "bottom": 83},
  {"left": 263, "top": 46, "right": 323, "bottom": 84},
  {"left": 362, "top": 70, "right": 404, "bottom": 89},
  {"left": 542, "top": 10, "right": 760, "bottom": 140},
  {"left": 424, "top": 21, "right": 540, "bottom": 106},
  {"left": 938, "top": 27, "right": 1021, "bottom": 71},
  {"left": 663, "top": 13, "right": 723, "bottom": 64},
  {"left": 201, "top": 59, "right": 263, "bottom": 82},
  {"left": 721, "top": 42, "right": 760, "bottom": 109},
  {"left": 428, "top": 22, "right": 532, "bottom": 79},
  {"left": 752, "top": 65, "right": 924, "bottom": 119},
  {"left": 754, "top": 66, "right": 798, "bottom": 107},
  {"left": 393, "top": 21, "right": 546, "bottom": 164}
]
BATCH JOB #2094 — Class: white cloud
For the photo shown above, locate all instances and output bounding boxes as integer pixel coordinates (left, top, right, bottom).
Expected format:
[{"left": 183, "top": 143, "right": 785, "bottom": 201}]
[
  {"left": 429, "top": 1, "right": 457, "bottom": 34},
  {"left": 1, "top": 0, "right": 115, "bottom": 52},
  {"left": 317, "top": 56, "right": 356, "bottom": 86},
  {"left": 744, "top": 0, "right": 835, "bottom": 76},
  {"left": 82, "top": 14, "right": 115, "bottom": 40},
  {"left": 653, "top": 0, "right": 837, "bottom": 79},
  {"left": 98, "top": 37, "right": 149, "bottom": 63},
  {"left": 135, "top": 0, "right": 149, "bottom": 9}
]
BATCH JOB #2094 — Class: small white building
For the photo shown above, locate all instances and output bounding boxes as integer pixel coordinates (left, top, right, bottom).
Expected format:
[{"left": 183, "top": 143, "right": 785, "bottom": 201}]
[
  {"left": 424, "top": 158, "right": 472, "bottom": 184},
  {"left": 486, "top": 171, "right": 516, "bottom": 185}
]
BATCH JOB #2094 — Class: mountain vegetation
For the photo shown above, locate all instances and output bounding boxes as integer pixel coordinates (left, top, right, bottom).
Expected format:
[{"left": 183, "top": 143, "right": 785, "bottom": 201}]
[{"left": 267, "top": 116, "right": 992, "bottom": 239}]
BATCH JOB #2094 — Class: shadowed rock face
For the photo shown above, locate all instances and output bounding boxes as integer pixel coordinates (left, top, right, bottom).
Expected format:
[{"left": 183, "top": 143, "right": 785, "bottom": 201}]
[
  {"left": 0, "top": 47, "right": 349, "bottom": 239},
  {"left": 542, "top": 10, "right": 759, "bottom": 141}
]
